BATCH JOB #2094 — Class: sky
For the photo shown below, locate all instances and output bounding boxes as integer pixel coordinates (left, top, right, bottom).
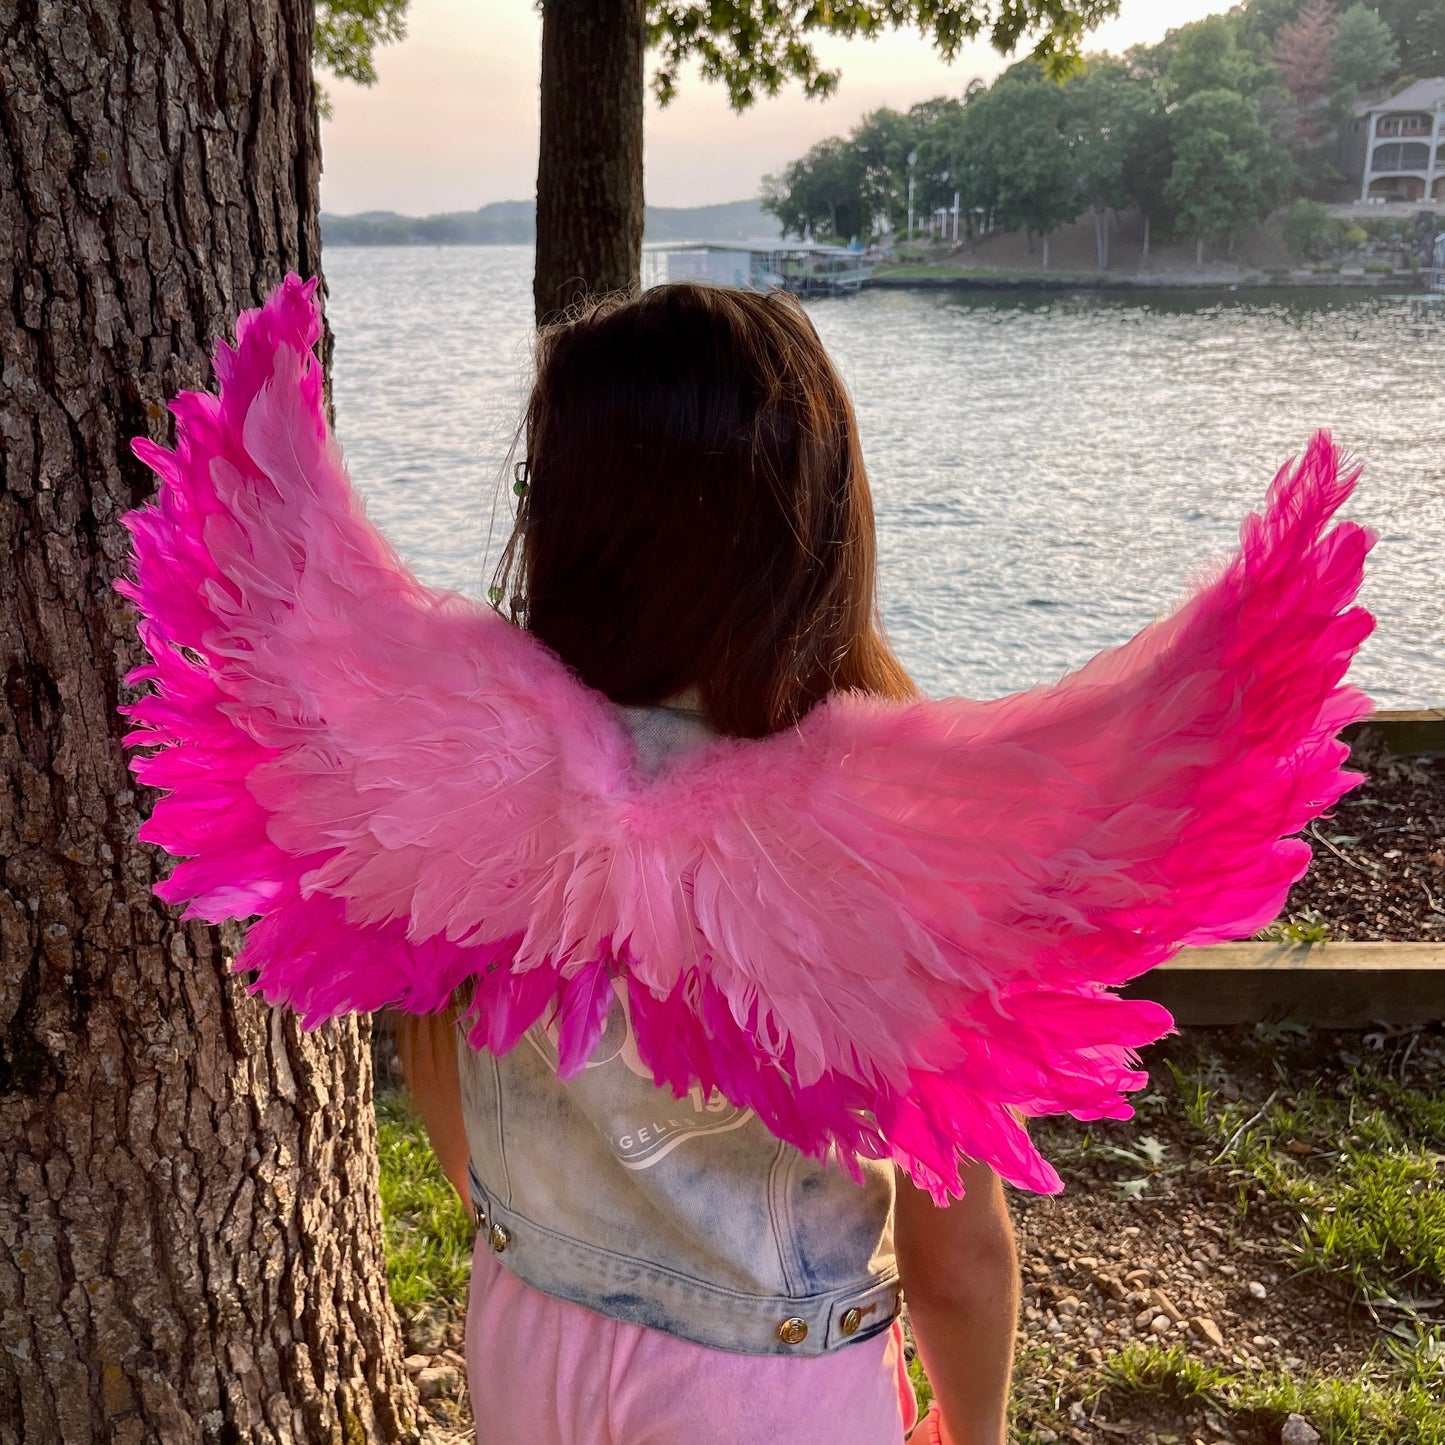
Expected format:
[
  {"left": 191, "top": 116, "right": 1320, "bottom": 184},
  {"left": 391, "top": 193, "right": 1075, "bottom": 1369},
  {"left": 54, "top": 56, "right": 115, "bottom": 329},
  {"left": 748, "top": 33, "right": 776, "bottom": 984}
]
[{"left": 320, "top": 0, "right": 1231, "bottom": 215}]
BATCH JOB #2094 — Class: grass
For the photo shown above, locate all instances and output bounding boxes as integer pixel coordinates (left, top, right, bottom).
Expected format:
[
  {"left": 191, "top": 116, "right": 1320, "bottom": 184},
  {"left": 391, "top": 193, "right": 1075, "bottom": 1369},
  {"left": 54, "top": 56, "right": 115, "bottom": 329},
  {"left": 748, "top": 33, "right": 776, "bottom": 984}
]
[
  {"left": 1256, "top": 907, "right": 1336, "bottom": 944},
  {"left": 1094, "top": 1340, "right": 1445, "bottom": 1444},
  {"left": 1177, "top": 1045, "right": 1445, "bottom": 1303},
  {"left": 1004, "top": 1032, "right": 1445, "bottom": 1443},
  {"left": 375, "top": 1089, "right": 473, "bottom": 1317},
  {"left": 871, "top": 263, "right": 1023, "bottom": 280}
]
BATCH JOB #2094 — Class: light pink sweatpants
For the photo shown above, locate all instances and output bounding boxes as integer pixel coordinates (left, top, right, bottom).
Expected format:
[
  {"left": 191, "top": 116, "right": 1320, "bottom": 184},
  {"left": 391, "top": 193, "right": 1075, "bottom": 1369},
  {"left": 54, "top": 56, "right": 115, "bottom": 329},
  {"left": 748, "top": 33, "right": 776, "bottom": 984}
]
[{"left": 465, "top": 1236, "right": 918, "bottom": 1444}]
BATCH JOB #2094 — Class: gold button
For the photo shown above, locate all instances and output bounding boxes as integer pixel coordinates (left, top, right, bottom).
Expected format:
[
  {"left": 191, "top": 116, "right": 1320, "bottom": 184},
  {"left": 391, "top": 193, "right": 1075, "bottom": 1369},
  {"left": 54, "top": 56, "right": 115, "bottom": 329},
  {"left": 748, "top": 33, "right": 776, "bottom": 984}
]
[
  {"left": 777, "top": 1317, "right": 808, "bottom": 1345},
  {"left": 840, "top": 1307, "right": 862, "bottom": 1337},
  {"left": 488, "top": 1223, "right": 510, "bottom": 1253}
]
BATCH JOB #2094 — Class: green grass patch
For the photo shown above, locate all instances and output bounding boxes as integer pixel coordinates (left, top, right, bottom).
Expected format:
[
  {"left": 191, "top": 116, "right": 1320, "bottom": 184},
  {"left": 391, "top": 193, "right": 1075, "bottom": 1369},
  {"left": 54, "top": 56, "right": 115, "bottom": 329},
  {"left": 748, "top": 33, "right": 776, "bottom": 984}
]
[
  {"left": 1177, "top": 1047, "right": 1444, "bottom": 1302},
  {"left": 1100, "top": 1340, "right": 1445, "bottom": 1444},
  {"left": 375, "top": 1089, "right": 474, "bottom": 1316},
  {"left": 871, "top": 264, "right": 1012, "bottom": 280},
  {"left": 1256, "top": 908, "right": 1335, "bottom": 944}
]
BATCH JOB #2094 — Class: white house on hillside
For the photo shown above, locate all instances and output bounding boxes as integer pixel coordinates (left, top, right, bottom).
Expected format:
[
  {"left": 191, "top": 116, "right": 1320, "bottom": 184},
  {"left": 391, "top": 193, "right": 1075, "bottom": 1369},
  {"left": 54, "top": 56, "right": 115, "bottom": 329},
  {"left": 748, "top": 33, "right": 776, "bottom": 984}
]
[{"left": 1342, "top": 77, "right": 1445, "bottom": 204}]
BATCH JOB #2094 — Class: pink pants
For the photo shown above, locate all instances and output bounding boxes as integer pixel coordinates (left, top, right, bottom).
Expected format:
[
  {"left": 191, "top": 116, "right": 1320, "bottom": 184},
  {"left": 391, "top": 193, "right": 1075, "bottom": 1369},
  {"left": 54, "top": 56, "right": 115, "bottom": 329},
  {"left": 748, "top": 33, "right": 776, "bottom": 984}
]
[{"left": 465, "top": 1235, "right": 918, "bottom": 1444}]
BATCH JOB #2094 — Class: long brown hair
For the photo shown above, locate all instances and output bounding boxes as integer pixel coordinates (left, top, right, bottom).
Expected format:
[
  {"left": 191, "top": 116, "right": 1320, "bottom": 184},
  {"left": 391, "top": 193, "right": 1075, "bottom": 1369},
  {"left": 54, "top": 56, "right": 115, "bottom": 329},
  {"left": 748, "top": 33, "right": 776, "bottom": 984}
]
[{"left": 492, "top": 282, "right": 914, "bottom": 737}]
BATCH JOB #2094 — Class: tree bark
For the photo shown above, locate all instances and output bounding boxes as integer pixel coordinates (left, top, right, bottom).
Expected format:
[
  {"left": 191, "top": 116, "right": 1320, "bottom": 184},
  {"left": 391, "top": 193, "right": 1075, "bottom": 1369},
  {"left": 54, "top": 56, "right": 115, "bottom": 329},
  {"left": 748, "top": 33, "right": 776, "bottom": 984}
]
[
  {"left": 0, "top": 4, "right": 418, "bottom": 1441},
  {"left": 534, "top": 0, "right": 646, "bottom": 323}
]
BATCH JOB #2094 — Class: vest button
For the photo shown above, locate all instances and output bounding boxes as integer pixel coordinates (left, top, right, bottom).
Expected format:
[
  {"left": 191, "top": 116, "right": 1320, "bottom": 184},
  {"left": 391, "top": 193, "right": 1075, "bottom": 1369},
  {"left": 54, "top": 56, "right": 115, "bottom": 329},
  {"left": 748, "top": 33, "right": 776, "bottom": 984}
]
[
  {"left": 840, "top": 1307, "right": 862, "bottom": 1336},
  {"left": 777, "top": 1317, "right": 808, "bottom": 1345},
  {"left": 488, "top": 1223, "right": 510, "bottom": 1253}
]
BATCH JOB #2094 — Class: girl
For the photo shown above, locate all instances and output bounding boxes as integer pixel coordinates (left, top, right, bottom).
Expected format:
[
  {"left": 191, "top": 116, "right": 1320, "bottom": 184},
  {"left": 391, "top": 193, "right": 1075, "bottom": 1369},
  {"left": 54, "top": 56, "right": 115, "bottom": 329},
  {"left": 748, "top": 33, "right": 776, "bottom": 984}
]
[
  {"left": 122, "top": 275, "right": 1372, "bottom": 1445},
  {"left": 396, "top": 280, "right": 1021, "bottom": 1444}
]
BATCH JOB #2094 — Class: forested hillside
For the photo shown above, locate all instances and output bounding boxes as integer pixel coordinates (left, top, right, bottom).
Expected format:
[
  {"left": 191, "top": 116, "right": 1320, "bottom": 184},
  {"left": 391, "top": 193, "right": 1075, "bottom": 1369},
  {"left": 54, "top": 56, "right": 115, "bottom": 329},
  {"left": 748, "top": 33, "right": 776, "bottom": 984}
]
[{"left": 761, "top": 1, "right": 1439, "bottom": 265}]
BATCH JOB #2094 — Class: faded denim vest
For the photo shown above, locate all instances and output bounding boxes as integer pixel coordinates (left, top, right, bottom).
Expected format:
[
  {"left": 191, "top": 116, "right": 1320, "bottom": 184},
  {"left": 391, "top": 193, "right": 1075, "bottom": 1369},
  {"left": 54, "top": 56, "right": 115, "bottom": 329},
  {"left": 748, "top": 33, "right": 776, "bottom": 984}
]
[{"left": 457, "top": 704, "right": 901, "bottom": 1357}]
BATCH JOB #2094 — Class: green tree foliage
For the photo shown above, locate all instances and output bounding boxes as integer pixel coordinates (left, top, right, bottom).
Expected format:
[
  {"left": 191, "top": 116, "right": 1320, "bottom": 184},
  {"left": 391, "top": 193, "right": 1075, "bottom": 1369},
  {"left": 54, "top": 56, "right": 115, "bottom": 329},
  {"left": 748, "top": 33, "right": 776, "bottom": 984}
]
[
  {"left": 1166, "top": 88, "right": 1293, "bottom": 260},
  {"left": 1164, "top": 15, "right": 1269, "bottom": 103},
  {"left": 851, "top": 108, "right": 922, "bottom": 234},
  {"left": 1371, "top": 0, "right": 1445, "bottom": 76},
  {"left": 761, "top": 137, "right": 868, "bottom": 240},
  {"left": 313, "top": 0, "right": 408, "bottom": 116},
  {"left": 958, "top": 75, "right": 1080, "bottom": 262},
  {"left": 646, "top": 0, "right": 1125, "bottom": 109},
  {"left": 909, "top": 96, "right": 969, "bottom": 218},
  {"left": 1118, "top": 92, "right": 1175, "bottom": 255},
  {"left": 1062, "top": 58, "right": 1145, "bottom": 267},
  {"left": 1283, "top": 197, "right": 1349, "bottom": 259},
  {"left": 1329, "top": 4, "right": 1400, "bottom": 100},
  {"left": 1239, "top": 0, "right": 1309, "bottom": 44}
]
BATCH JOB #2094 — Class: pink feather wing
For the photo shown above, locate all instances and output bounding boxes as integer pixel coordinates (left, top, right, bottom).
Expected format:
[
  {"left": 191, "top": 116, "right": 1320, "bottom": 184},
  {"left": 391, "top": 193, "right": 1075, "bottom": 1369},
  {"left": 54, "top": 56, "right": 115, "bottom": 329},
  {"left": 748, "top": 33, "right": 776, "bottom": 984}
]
[{"left": 121, "top": 276, "right": 1375, "bottom": 1203}]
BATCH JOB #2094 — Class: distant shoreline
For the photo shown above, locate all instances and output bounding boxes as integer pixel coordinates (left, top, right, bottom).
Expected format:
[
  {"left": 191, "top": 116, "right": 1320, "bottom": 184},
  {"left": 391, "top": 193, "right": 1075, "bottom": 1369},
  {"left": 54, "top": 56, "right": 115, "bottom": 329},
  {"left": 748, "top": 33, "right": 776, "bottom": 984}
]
[{"left": 867, "top": 268, "right": 1432, "bottom": 294}]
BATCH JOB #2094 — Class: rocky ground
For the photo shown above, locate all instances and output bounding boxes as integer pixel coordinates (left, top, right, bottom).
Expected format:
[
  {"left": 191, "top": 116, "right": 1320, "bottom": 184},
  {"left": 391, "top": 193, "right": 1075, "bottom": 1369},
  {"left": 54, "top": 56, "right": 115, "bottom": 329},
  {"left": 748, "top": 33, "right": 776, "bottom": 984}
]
[{"left": 997, "top": 1025, "right": 1444, "bottom": 1445}]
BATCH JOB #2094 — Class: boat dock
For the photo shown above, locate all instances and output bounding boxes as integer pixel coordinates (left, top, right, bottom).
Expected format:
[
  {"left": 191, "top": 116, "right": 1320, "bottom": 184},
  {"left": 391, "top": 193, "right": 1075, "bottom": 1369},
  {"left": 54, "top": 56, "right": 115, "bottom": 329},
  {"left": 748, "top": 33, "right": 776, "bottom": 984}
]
[{"left": 642, "top": 240, "right": 872, "bottom": 297}]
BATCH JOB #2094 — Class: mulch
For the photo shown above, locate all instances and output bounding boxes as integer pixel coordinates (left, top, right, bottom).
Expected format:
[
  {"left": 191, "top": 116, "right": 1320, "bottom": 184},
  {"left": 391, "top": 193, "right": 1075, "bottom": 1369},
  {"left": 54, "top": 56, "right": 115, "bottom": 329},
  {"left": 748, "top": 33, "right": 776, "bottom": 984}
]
[{"left": 1273, "top": 733, "right": 1445, "bottom": 943}]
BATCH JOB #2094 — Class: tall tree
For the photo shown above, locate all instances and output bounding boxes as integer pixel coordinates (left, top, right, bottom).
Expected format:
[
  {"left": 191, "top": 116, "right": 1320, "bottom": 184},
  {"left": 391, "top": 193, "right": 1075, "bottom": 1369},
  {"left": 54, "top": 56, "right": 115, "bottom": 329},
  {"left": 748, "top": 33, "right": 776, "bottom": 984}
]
[
  {"left": 1329, "top": 4, "right": 1400, "bottom": 103},
  {"left": 1166, "top": 87, "right": 1293, "bottom": 266},
  {"left": 851, "top": 108, "right": 921, "bottom": 237},
  {"left": 1372, "top": 0, "right": 1445, "bottom": 76},
  {"left": 1164, "top": 14, "right": 1269, "bottom": 103},
  {"left": 762, "top": 137, "right": 868, "bottom": 240},
  {"left": 1119, "top": 91, "right": 1176, "bottom": 258},
  {"left": 958, "top": 75, "right": 1081, "bottom": 267},
  {"left": 1062, "top": 59, "right": 1143, "bottom": 270},
  {"left": 534, "top": 0, "right": 1125, "bottom": 320},
  {"left": 1, "top": 4, "right": 417, "bottom": 1440},
  {"left": 1274, "top": 0, "right": 1339, "bottom": 147}
]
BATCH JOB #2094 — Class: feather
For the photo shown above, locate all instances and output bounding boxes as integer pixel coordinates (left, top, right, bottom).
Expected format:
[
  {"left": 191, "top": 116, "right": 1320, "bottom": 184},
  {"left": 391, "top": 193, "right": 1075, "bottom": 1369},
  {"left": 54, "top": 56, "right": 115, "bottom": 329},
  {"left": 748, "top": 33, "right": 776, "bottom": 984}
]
[{"left": 120, "top": 275, "right": 1375, "bottom": 1202}]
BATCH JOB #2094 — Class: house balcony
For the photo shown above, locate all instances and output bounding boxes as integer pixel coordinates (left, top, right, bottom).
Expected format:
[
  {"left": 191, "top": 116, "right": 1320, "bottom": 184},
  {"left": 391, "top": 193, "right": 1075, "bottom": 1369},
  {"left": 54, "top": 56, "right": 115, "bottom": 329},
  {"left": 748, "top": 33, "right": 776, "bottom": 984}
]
[
  {"left": 1376, "top": 114, "right": 1433, "bottom": 139},
  {"left": 1371, "top": 142, "right": 1432, "bottom": 172}
]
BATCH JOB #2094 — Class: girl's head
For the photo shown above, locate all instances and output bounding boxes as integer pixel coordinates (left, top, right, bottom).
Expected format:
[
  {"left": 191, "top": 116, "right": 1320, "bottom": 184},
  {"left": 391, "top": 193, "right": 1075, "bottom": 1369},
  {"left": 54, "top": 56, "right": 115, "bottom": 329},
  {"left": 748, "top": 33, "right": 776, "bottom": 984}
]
[{"left": 493, "top": 282, "right": 913, "bottom": 737}]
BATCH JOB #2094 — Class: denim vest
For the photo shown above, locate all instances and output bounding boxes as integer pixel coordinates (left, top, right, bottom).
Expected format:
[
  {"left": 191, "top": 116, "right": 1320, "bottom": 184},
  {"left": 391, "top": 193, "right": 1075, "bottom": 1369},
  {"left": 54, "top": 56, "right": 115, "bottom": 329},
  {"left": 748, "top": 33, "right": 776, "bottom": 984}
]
[{"left": 457, "top": 705, "right": 901, "bottom": 1357}]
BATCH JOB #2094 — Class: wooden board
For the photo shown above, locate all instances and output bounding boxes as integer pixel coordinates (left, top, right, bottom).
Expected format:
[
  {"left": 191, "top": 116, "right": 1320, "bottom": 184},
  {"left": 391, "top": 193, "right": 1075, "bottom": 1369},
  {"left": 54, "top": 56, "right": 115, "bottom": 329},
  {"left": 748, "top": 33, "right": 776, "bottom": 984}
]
[
  {"left": 1342, "top": 709, "right": 1445, "bottom": 758},
  {"left": 1123, "top": 942, "right": 1445, "bottom": 1027}
]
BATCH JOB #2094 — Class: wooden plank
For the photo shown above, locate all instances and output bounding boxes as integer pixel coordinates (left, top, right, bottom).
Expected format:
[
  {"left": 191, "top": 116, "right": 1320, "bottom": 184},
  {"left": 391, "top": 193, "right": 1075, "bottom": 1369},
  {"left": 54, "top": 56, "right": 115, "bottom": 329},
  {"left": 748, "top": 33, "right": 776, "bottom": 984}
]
[
  {"left": 1342, "top": 709, "right": 1445, "bottom": 757},
  {"left": 1123, "top": 942, "right": 1445, "bottom": 1027}
]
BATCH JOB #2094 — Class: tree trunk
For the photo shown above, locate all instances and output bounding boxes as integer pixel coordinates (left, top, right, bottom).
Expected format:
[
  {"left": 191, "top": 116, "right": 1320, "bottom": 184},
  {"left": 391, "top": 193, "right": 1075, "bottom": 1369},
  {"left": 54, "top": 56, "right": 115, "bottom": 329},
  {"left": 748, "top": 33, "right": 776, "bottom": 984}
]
[
  {"left": 534, "top": 0, "right": 646, "bottom": 322},
  {"left": 1197, "top": 235, "right": 1206, "bottom": 267},
  {"left": 0, "top": 5, "right": 418, "bottom": 1441},
  {"left": 1142, "top": 212, "right": 1152, "bottom": 259},
  {"left": 1093, "top": 207, "right": 1108, "bottom": 271},
  {"left": 1042, "top": 234, "right": 1051, "bottom": 270}
]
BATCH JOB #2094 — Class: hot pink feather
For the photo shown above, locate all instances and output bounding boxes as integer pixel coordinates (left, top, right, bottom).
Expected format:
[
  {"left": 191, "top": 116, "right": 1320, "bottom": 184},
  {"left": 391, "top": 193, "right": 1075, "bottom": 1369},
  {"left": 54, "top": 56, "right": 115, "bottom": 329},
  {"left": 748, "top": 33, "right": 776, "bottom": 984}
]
[{"left": 120, "top": 275, "right": 1375, "bottom": 1202}]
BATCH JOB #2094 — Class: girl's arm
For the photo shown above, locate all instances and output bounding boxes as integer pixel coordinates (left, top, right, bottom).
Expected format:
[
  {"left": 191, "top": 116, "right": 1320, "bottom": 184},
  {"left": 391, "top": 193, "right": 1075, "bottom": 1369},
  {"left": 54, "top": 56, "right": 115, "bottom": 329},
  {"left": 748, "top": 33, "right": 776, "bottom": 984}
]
[
  {"left": 394, "top": 1010, "right": 474, "bottom": 1206},
  {"left": 895, "top": 1161, "right": 1020, "bottom": 1445}
]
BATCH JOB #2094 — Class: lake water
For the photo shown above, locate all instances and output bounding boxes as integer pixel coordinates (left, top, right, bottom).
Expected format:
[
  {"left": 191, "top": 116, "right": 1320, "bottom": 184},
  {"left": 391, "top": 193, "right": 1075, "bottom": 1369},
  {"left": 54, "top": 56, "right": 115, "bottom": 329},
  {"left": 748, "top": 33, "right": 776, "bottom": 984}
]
[{"left": 324, "top": 245, "right": 1443, "bottom": 709}]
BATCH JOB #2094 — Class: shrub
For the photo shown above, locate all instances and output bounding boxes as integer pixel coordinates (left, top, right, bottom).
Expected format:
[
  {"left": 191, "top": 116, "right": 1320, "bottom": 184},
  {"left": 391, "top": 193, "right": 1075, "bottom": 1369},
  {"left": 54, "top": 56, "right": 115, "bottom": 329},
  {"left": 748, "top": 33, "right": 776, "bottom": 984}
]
[{"left": 1283, "top": 200, "right": 1348, "bottom": 262}]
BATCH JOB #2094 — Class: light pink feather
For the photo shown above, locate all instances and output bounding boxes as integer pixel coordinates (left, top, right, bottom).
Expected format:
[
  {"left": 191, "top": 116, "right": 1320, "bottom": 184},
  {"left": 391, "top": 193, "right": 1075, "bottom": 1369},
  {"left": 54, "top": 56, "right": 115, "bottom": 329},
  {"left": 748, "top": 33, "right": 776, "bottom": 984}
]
[{"left": 121, "top": 275, "right": 1375, "bottom": 1201}]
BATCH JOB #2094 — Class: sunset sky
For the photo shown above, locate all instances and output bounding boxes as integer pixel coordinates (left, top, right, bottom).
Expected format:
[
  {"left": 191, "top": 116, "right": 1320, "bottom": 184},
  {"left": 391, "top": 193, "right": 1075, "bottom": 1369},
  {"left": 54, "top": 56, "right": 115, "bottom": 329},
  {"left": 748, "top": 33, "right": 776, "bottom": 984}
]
[{"left": 320, "top": 0, "right": 1232, "bottom": 215}]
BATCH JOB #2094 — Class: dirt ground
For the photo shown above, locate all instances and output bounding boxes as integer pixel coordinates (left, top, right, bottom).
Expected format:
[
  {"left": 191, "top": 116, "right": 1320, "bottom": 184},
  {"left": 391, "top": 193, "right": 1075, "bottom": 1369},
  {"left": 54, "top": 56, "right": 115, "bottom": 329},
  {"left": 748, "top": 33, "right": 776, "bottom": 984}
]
[
  {"left": 895, "top": 210, "right": 1322, "bottom": 278},
  {"left": 1004, "top": 1025, "right": 1444, "bottom": 1444},
  {"left": 1277, "top": 734, "right": 1445, "bottom": 943}
]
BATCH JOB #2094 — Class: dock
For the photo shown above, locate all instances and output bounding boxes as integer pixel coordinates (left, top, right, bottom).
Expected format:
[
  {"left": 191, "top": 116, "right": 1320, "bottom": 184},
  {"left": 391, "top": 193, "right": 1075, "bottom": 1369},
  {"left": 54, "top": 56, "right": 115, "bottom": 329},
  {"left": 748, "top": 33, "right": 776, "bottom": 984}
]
[{"left": 642, "top": 240, "right": 872, "bottom": 297}]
